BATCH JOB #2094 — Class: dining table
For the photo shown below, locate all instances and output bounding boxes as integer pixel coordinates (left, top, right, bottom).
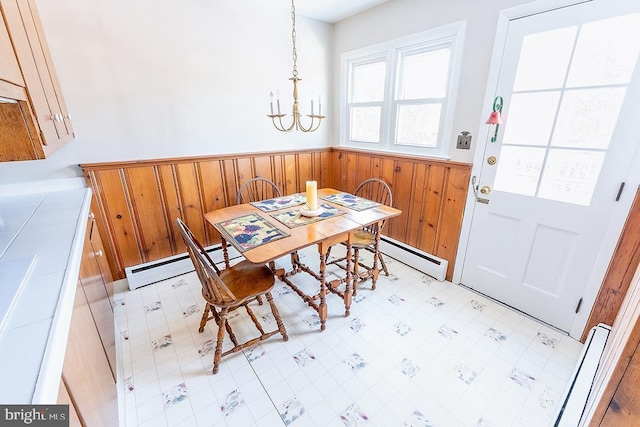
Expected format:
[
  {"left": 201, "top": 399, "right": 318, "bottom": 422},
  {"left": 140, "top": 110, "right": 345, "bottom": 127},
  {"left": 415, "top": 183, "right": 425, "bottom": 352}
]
[{"left": 204, "top": 187, "right": 402, "bottom": 331}]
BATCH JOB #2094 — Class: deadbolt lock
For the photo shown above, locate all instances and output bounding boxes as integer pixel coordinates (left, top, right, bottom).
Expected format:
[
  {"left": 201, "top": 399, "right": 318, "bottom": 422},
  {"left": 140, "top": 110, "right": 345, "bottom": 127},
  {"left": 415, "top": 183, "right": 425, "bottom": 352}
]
[
  {"left": 487, "top": 156, "right": 497, "bottom": 165},
  {"left": 480, "top": 186, "right": 492, "bottom": 194}
]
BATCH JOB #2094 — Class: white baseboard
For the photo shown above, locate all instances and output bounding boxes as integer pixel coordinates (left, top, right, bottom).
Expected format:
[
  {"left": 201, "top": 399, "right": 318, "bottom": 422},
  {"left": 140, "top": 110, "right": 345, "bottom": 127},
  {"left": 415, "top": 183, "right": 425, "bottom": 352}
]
[
  {"left": 379, "top": 235, "right": 448, "bottom": 281},
  {"left": 124, "top": 244, "right": 241, "bottom": 290}
]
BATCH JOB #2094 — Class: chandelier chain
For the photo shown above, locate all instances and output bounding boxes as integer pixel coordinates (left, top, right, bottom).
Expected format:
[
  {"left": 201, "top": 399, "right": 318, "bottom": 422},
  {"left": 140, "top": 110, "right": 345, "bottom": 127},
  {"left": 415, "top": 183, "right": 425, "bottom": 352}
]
[{"left": 291, "top": 0, "right": 298, "bottom": 78}]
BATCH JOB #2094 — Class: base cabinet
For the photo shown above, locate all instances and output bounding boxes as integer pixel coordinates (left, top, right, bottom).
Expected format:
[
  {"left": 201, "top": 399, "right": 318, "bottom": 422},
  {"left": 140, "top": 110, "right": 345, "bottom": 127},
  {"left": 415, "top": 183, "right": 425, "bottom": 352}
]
[{"left": 57, "top": 210, "right": 118, "bottom": 426}]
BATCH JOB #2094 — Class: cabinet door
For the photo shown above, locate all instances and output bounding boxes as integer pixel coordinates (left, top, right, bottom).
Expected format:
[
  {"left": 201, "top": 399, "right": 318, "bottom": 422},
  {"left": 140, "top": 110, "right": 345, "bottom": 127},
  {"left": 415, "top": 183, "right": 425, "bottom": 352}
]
[
  {"left": 0, "top": 0, "right": 73, "bottom": 156},
  {"left": 62, "top": 279, "right": 118, "bottom": 427},
  {"left": 0, "top": 13, "right": 23, "bottom": 86},
  {"left": 79, "top": 214, "right": 116, "bottom": 379},
  {"left": 57, "top": 379, "right": 82, "bottom": 427}
]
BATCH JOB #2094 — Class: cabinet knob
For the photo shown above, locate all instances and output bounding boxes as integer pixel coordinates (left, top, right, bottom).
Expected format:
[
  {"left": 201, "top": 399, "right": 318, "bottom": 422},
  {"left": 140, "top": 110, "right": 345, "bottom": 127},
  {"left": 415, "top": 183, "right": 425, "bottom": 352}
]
[
  {"left": 89, "top": 212, "right": 95, "bottom": 219},
  {"left": 95, "top": 250, "right": 103, "bottom": 257}
]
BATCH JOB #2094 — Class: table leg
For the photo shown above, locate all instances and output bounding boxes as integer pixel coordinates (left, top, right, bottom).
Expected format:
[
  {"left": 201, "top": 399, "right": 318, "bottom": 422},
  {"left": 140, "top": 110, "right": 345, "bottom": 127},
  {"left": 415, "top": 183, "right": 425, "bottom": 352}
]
[
  {"left": 343, "top": 236, "right": 353, "bottom": 317},
  {"left": 318, "top": 249, "right": 328, "bottom": 331},
  {"left": 221, "top": 237, "right": 230, "bottom": 269},
  {"left": 371, "top": 224, "right": 381, "bottom": 290}
]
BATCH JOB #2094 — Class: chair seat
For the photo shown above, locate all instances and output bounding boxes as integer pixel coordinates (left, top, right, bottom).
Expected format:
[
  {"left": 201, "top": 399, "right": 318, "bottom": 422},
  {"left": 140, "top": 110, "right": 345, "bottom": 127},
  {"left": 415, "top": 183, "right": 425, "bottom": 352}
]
[
  {"left": 351, "top": 229, "right": 376, "bottom": 248},
  {"left": 217, "top": 260, "right": 276, "bottom": 306}
]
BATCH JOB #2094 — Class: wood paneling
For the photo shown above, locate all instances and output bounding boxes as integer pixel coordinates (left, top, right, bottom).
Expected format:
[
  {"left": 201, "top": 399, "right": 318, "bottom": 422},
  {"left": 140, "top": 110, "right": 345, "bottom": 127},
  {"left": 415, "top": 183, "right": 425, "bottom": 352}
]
[
  {"left": 582, "top": 187, "right": 640, "bottom": 342},
  {"left": 82, "top": 148, "right": 471, "bottom": 281}
]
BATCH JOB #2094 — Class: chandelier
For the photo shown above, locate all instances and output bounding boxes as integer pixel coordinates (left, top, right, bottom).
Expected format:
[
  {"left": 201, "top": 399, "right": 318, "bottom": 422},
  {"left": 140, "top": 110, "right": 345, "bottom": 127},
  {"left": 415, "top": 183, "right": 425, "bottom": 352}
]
[{"left": 268, "top": 0, "right": 325, "bottom": 132}]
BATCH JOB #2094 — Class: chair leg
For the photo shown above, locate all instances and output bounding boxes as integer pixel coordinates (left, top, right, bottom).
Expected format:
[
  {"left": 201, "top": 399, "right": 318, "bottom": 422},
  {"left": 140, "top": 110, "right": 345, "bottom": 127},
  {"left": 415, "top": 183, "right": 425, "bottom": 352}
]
[
  {"left": 199, "top": 304, "right": 211, "bottom": 333},
  {"left": 212, "top": 308, "right": 228, "bottom": 374},
  {"left": 378, "top": 252, "right": 389, "bottom": 276},
  {"left": 265, "top": 292, "right": 288, "bottom": 341}
]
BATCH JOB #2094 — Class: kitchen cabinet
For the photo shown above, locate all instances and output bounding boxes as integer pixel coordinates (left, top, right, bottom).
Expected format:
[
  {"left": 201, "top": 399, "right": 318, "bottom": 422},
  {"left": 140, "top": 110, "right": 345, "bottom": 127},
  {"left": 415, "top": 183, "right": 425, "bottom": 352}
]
[
  {"left": 58, "top": 210, "right": 118, "bottom": 427},
  {"left": 0, "top": 12, "right": 23, "bottom": 87},
  {"left": 0, "top": 0, "right": 74, "bottom": 161}
]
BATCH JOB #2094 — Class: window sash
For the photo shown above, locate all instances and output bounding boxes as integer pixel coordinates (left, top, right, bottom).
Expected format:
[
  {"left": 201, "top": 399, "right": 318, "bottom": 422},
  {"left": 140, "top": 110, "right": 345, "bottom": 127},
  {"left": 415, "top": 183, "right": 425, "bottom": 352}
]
[{"left": 340, "top": 23, "right": 465, "bottom": 158}]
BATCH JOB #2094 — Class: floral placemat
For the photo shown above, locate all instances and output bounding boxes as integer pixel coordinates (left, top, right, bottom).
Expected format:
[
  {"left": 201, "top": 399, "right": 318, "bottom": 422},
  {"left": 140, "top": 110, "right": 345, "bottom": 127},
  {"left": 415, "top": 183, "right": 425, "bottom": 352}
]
[
  {"left": 215, "top": 213, "right": 289, "bottom": 252},
  {"left": 320, "top": 192, "right": 382, "bottom": 211},
  {"left": 250, "top": 194, "right": 307, "bottom": 212},
  {"left": 271, "top": 203, "right": 347, "bottom": 228}
]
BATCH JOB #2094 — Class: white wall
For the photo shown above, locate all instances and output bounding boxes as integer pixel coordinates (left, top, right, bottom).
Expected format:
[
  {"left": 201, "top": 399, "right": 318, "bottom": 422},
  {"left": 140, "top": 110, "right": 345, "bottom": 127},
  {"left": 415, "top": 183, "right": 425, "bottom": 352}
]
[
  {"left": 0, "top": 0, "right": 332, "bottom": 185},
  {"left": 0, "top": 0, "right": 543, "bottom": 186},
  {"left": 332, "top": 0, "right": 536, "bottom": 163}
]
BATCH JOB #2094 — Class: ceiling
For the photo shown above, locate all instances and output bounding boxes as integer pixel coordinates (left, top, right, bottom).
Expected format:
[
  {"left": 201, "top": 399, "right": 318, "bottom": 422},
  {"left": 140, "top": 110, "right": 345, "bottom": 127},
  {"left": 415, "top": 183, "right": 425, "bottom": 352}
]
[{"left": 290, "top": 0, "right": 391, "bottom": 23}]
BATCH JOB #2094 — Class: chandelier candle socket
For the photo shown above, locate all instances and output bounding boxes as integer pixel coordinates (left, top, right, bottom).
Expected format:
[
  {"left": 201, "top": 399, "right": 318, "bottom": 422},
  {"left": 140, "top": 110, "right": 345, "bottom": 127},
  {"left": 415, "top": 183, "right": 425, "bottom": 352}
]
[
  {"left": 267, "top": 0, "right": 325, "bottom": 132},
  {"left": 306, "top": 181, "right": 318, "bottom": 210}
]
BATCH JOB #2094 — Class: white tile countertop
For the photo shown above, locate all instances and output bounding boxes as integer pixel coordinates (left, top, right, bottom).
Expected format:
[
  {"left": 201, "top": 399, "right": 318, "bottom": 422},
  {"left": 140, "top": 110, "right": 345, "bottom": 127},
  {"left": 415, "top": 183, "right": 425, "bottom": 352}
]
[{"left": 0, "top": 186, "right": 92, "bottom": 404}]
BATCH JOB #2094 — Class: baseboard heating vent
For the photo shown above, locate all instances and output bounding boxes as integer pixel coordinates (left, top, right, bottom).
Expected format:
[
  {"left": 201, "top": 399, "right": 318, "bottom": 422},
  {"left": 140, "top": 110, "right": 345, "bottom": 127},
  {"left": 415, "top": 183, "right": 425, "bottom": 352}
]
[
  {"left": 125, "top": 244, "right": 241, "bottom": 290},
  {"left": 379, "top": 235, "right": 448, "bottom": 281},
  {"left": 554, "top": 323, "right": 611, "bottom": 426}
]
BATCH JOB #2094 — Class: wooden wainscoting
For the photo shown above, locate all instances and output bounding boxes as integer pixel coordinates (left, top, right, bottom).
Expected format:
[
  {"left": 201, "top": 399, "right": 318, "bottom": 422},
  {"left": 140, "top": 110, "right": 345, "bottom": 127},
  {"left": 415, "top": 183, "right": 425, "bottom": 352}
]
[
  {"left": 81, "top": 148, "right": 471, "bottom": 281},
  {"left": 331, "top": 148, "right": 471, "bottom": 280}
]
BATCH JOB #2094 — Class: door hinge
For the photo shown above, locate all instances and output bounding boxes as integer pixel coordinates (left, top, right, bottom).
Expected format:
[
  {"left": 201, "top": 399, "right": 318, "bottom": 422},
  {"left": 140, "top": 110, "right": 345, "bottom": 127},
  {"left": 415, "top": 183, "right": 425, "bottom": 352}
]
[
  {"left": 575, "top": 297, "right": 583, "bottom": 313},
  {"left": 615, "top": 182, "right": 625, "bottom": 201}
]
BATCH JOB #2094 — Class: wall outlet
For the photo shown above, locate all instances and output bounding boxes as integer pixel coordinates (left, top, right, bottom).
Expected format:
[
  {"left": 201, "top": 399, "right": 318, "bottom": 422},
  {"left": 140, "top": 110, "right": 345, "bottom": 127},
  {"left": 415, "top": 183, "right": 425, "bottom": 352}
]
[{"left": 456, "top": 131, "right": 472, "bottom": 150}]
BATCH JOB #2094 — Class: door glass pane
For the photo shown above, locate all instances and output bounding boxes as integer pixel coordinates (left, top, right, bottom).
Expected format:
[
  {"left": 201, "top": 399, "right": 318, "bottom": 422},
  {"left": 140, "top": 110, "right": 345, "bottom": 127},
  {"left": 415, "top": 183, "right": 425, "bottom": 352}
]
[
  {"left": 513, "top": 26, "right": 577, "bottom": 91},
  {"left": 351, "top": 61, "right": 386, "bottom": 102},
  {"left": 567, "top": 14, "right": 640, "bottom": 87},
  {"left": 503, "top": 91, "right": 560, "bottom": 146},
  {"left": 551, "top": 87, "right": 627, "bottom": 149},
  {"left": 538, "top": 149, "right": 606, "bottom": 206},
  {"left": 398, "top": 48, "right": 450, "bottom": 99},
  {"left": 494, "top": 146, "right": 545, "bottom": 196},
  {"left": 350, "top": 106, "right": 381, "bottom": 142},
  {"left": 395, "top": 104, "right": 441, "bottom": 147}
]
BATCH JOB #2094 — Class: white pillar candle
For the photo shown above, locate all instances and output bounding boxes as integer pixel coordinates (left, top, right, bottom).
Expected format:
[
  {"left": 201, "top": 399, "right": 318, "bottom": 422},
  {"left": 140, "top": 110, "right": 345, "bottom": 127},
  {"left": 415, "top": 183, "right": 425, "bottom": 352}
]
[{"left": 306, "top": 181, "right": 318, "bottom": 210}]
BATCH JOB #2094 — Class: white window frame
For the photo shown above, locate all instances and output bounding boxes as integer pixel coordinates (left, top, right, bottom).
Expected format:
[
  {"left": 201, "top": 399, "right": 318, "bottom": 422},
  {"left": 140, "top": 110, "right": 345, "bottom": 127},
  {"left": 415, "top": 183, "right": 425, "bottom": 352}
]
[{"left": 340, "top": 22, "right": 466, "bottom": 158}]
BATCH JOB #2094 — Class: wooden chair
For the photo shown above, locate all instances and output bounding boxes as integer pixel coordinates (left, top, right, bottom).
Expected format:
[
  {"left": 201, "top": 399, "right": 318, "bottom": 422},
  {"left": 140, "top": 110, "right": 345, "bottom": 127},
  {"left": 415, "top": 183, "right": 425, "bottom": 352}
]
[
  {"left": 176, "top": 218, "right": 288, "bottom": 374},
  {"left": 237, "top": 177, "right": 282, "bottom": 204},
  {"left": 328, "top": 178, "right": 393, "bottom": 294}
]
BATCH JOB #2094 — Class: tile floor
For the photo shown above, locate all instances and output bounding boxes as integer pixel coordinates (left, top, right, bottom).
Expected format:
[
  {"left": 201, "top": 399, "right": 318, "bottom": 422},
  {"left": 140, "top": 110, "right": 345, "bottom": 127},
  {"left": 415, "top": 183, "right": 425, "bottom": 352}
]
[{"left": 114, "top": 247, "right": 583, "bottom": 427}]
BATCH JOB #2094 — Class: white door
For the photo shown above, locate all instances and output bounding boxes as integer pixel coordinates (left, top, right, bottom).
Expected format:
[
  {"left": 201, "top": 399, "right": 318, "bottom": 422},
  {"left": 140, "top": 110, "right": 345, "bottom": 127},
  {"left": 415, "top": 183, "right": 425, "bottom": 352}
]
[{"left": 461, "top": 0, "right": 640, "bottom": 333}]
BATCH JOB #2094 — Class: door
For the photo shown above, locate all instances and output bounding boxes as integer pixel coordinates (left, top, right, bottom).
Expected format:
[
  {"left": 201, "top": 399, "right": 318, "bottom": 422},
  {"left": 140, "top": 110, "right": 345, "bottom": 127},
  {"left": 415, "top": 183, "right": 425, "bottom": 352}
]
[{"left": 461, "top": 0, "right": 640, "bottom": 332}]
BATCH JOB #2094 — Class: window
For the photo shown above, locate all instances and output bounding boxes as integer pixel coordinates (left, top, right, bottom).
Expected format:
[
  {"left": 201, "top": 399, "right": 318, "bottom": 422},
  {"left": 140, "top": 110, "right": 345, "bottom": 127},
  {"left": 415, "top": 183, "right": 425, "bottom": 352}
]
[{"left": 340, "top": 23, "right": 466, "bottom": 157}]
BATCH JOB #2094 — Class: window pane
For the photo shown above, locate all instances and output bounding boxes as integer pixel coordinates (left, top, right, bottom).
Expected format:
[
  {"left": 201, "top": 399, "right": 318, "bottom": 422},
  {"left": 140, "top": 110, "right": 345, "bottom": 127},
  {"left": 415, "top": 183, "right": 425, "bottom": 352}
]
[
  {"left": 538, "top": 149, "right": 606, "bottom": 206},
  {"left": 503, "top": 91, "right": 561, "bottom": 146},
  {"left": 395, "top": 104, "right": 441, "bottom": 147},
  {"left": 399, "top": 48, "right": 450, "bottom": 100},
  {"left": 567, "top": 14, "right": 640, "bottom": 87},
  {"left": 551, "top": 87, "right": 627, "bottom": 149},
  {"left": 494, "top": 146, "right": 545, "bottom": 196},
  {"left": 513, "top": 27, "right": 577, "bottom": 91},
  {"left": 350, "top": 106, "right": 381, "bottom": 142},
  {"left": 351, "top": 61, "right": 386, "bottom": 102}
]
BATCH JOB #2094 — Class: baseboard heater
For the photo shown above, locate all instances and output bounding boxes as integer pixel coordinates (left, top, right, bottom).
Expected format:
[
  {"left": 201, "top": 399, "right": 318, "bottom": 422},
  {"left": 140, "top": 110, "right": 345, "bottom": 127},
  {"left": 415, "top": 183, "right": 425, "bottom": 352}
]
[
  {"left": 554, "top": 323, "right": 611, "bottom": 426},
  {"left": 125, "top": 244, "right": 241, "bottom": 290},
  {"left": 379, "top": 235, "right": 448, "bottom": 281}
]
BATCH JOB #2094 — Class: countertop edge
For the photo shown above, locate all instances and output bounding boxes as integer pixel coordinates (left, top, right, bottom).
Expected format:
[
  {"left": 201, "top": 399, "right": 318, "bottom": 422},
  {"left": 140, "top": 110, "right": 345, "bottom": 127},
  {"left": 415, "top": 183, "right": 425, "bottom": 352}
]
[{"left": 31, "top": 188, "right": 93, "bottom": 404}]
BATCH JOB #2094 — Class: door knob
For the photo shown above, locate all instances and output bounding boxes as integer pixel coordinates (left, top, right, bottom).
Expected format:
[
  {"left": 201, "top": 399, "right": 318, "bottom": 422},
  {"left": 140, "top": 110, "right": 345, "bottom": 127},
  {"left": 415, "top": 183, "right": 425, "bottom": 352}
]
[
  {"left": 487, "top": 156, "right": 497, "bottom": 165},
  {"left": 480, "top": 186, "right": 492, "bottom": 194}
]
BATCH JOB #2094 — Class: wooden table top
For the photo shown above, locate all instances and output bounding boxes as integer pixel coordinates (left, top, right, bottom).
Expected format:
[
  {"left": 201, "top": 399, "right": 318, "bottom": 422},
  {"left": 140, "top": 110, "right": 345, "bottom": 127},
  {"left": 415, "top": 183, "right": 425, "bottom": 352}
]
[{"left": 204, "top": 188, "right": 402, "bottom": 265}]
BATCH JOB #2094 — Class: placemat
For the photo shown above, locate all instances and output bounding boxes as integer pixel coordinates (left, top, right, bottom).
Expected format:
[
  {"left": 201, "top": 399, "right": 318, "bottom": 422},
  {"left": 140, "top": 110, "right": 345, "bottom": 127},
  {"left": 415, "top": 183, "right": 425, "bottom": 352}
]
[
  {"left": 271, "top": 203, "right": 347, "bottom": 228},
  {"left": 320, "top": 192, "right": 382, "bottom": 211},
  {"left": 215, "top": 213, "right": 289, "bottom": 252},
  {"left": 250, "top": 194, "right": 307, "bottom": 212}
]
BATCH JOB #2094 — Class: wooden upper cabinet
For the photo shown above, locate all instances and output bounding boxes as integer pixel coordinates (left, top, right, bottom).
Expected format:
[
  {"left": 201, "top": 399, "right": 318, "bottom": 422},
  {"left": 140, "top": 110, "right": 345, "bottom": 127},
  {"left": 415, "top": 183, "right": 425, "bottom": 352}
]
[
  {"left": 0, "top": 13, "right": 23, "bottom": 87},
  {"left": 0, "top": 0, "right": 73, "bottom": 161}
]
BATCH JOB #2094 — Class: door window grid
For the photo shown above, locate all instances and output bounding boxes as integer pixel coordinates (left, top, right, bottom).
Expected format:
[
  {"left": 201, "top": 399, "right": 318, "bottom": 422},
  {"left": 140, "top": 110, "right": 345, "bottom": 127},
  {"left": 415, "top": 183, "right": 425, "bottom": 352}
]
[{"left": 494, "top": 13, "right": 640, "bottom": 206}]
